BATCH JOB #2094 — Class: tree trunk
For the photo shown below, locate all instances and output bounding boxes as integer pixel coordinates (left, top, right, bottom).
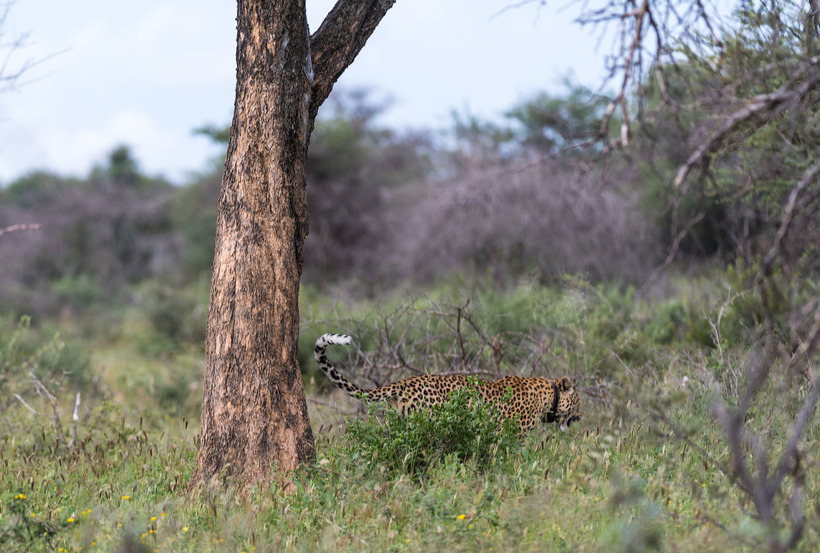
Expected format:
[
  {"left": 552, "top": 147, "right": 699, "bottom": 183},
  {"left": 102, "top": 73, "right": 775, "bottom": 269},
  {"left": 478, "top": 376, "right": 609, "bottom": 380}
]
[
  {"left": 190, "top": 0, "right": 313, "bottom": 489},
  {"left": 190, "top": 0, "right": 395, "bottom": 491}
]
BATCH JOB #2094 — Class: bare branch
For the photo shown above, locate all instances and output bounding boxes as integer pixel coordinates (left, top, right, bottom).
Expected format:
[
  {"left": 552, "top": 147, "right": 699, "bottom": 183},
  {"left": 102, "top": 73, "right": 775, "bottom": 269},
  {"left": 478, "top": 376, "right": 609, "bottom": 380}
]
[
  {"left": 674, "top": 58, "right": 820, "bottom": 189},
  {"left": 13, "top": 393, "right": 40, "bottom": 416},
  {"left": 762, "top": 157, "right": 820, "bottom": 270},
  {"left": 581, "top": 0, "right": 718, "bottom": 148},
  {"left": 69, "top": 392, "right": 81, "bottom": 448},
  {"left": 770, "top": 307, "right": 820, "bottom": 491},
  {"left": 709, "top": 303, "right": 820, "bottom": 549},
  {"left": 0, "top": 2, "right": 30, "bottom": 90},
  {"left": 30, "top": 371, "right": 62, "bottom": 433},
  {"left": 309, "top": 0, "right": 396, "bottom": 121},
  {"left": 0, "top": 2, "right": 67, "bottom": 93},
  {"left": 0, "top": 223, "right": 41, "bottom": 238}
]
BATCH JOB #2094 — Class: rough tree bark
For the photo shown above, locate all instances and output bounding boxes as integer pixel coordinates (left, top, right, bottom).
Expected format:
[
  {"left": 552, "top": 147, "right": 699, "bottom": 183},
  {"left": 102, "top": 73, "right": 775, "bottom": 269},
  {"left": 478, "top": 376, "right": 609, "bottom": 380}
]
[{"left": 190, "top": 0, "right": 395, "bottom": 491}]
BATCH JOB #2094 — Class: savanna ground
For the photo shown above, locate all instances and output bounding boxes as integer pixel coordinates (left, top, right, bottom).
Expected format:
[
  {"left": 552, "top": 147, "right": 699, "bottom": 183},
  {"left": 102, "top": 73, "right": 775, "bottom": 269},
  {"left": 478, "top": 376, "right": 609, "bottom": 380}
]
[{"left": 2, "top": 273, "right": 817, "bottom": 553}]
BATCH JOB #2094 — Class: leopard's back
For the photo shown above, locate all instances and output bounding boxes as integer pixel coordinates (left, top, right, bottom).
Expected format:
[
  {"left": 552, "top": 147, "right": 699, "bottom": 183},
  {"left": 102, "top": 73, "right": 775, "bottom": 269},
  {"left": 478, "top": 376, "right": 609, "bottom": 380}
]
[{"left": 314, "top": 333, "right": 582, "bottom": 432}]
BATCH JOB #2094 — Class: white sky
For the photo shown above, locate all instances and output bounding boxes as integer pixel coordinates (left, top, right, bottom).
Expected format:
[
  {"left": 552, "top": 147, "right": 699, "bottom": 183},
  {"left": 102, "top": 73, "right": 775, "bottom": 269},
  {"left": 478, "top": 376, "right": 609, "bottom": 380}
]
[{"left": 0, "top": 0, "right": 615, "bottom": 185}]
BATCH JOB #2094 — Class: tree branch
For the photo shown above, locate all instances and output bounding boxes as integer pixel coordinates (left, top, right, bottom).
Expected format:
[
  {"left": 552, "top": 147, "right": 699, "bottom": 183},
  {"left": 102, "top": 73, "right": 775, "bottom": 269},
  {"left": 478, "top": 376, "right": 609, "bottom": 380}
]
[
  {"left": 674, "top": 58, "right": 820, "bottom": 189},
  {"left": 0, "top": 223, "right": 40, "bottom": 238},
  {"left": 13, "top": 393, "right": 40, "bottom": 416},
  {"left": 762, "top": 157, "right": 820, "bottom": 271},
  {"left": 309, "top": 0, "right": 396, "bottom": 122}
]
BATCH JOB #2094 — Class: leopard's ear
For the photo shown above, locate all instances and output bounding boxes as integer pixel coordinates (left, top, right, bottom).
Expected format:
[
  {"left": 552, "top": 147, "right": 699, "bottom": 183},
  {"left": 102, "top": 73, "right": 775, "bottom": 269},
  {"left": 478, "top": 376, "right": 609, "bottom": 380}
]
[{"left": 559, "top": 376, "right": 574, "bottom": 392}]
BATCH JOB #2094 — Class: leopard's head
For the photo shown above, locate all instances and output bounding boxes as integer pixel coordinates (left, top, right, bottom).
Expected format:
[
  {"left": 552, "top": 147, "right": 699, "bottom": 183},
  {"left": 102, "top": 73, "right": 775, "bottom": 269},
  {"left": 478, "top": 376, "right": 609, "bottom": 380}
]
[{"left": 552, "top": 376, "right": 581, "bottom": 432}]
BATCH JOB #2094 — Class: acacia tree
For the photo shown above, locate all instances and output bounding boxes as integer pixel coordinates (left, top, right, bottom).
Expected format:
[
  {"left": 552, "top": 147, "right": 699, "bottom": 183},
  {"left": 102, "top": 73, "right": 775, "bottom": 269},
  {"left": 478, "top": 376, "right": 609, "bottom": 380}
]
[{"left": 189, "top": 0, "right": 395, "bottom": 490}]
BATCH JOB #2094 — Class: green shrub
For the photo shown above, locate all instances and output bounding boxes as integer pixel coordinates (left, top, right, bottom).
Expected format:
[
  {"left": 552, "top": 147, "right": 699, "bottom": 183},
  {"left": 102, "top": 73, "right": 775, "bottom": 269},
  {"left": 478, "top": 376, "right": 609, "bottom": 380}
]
[
  {"left": 0, "top": 316, "right": 91, "bottom": 401},
  {"left": 643, "top": 299, "right": 688, "bottom": 345},
  {"left": 344, "top": 382, "right": 523, "bottom": 477},
  {"left": 140, "top": 279, "right": 208, "bottom": 347},
  {"left": 51, "top": 274, "right": 103, "bottom": 309}
]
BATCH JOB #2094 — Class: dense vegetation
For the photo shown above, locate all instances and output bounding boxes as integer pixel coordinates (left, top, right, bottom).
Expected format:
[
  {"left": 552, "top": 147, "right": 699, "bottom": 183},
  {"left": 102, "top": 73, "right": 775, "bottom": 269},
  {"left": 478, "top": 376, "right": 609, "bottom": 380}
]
[{"left": 2, "top": 1, "right": 820, "bottom": 551}]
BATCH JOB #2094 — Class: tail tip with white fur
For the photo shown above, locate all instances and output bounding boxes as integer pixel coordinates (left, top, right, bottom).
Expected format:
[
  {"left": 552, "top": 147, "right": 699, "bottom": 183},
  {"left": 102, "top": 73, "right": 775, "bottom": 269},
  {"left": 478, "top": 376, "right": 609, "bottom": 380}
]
[{"left": 315, "top": 333, "right": 352, "bottom": 350}]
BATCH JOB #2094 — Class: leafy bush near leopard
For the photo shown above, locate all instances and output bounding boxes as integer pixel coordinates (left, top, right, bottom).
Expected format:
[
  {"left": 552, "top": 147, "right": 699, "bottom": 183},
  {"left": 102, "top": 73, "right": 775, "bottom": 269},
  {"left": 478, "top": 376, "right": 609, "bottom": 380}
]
[{"left": 344, "top": 382, "right": 523, "bottom": 477}]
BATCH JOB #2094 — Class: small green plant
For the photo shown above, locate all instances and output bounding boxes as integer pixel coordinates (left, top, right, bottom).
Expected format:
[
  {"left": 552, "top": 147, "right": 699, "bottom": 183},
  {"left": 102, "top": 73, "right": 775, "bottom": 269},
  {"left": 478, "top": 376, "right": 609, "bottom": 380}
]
[
  {"left": 344, "top": 381, "right": 523, "bottom": 477},
  {"left": 0, "top": 493, "right": 68, "bottom": 550}
]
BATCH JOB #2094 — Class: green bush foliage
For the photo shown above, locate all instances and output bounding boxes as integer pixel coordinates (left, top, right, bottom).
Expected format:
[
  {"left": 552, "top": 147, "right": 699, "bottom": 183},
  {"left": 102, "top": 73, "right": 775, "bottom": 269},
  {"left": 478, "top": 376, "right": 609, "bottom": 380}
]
[
  {"left": 344, "top": 383, "right": 523, "bottom": 477},
  {"left": 0, "top": 316, "right": 91, "bottom": 405},
  {"left": 140, "top": 279, "right": 209, "bottom": 347}
]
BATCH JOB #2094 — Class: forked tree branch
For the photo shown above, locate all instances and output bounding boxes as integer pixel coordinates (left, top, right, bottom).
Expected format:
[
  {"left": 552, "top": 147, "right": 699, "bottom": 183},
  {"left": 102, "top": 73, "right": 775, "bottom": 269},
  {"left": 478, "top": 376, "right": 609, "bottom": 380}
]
[
  {"left": 713, "top": 305, "right": 820, "bottom": 550},
  {"left": 772, "top": 306, "right": 820, "bottom": 485},
  {"left": 309, "top": 0, "right": 396, "bottom": 122}
]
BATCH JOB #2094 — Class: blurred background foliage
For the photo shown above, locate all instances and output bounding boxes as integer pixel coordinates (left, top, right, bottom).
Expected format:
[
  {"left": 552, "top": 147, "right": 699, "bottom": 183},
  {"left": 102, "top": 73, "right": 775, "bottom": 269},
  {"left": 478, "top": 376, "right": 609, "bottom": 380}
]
[
  {"left": 0, "top": 84, "right": 661, "bottom": 320},
  {"left": 2, "top": 58, "right": 818, "bottom": 347}
]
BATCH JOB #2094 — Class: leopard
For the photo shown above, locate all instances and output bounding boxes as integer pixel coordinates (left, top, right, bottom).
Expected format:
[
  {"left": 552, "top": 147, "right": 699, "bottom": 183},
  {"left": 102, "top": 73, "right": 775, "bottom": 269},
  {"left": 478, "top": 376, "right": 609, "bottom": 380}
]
[{"left": 314, "top": 333, "right": 582, "bottom": 432}]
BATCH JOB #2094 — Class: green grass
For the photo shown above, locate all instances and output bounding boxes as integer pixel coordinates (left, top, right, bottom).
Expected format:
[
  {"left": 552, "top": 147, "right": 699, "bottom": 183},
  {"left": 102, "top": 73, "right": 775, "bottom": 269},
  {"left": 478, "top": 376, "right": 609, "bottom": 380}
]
[
  {"left": 1, "top": 276, "right": 818, "bottom": 552},
  {"left": 4, "top": 394, "right": 810, "bottom": 553}
]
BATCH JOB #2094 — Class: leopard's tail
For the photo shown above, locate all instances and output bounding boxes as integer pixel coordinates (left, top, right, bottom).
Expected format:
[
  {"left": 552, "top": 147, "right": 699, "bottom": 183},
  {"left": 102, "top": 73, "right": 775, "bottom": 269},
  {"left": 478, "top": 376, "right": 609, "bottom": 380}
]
[{"left": 314, "top": 333, "right": 367, "bottom": 399}]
